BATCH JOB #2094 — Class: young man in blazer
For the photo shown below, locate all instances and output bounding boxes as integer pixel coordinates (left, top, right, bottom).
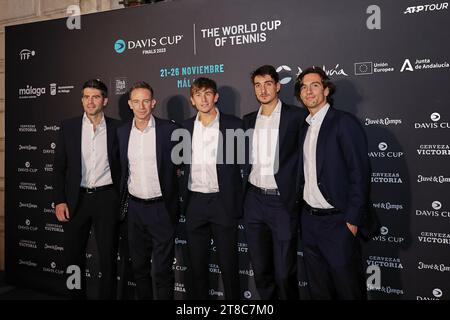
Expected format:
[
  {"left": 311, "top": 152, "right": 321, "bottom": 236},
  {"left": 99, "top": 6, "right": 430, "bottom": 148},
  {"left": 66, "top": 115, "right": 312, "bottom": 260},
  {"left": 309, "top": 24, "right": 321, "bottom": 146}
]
[
  {"left": 53, "top": 79, "right": 121, "bottom": 299},
  {"left": 295, "top": 67, "right": 370, "bottom": 299},
  {"left": 243, "top": 65, "right": 305, "bottom": 300},
  {"left": 181, "top": 77, "right": 243, "bottom": 300},
  {"left": 117, "top": 81, "right": 179, "bottom": 300}
]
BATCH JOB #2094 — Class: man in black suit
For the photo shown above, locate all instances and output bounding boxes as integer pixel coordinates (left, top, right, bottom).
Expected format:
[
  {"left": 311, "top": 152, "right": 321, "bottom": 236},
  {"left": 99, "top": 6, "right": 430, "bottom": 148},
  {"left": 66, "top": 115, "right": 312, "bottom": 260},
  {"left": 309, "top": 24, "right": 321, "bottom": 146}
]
[
  {"left": 180, "top": 77, "right": 243, "bottom": 300},
  {"left": 53, "top": 79, "right": 121, "bottom": 299},
  {"left": 117, "top": 81, "right": 179, "bottom": 300},
  {"left": 295, "top": 67, "right": 369, "bottom": 299},
  {"left": 243, "top": 65, "right": 304, "bottom": 300}
]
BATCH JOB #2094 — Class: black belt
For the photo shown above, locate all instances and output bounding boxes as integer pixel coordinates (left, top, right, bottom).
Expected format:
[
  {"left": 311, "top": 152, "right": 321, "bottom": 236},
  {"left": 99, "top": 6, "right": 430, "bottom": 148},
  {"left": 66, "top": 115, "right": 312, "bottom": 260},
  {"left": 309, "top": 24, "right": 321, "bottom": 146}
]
[
  {"left": 249, "top": 183, "right": 280, "bottom": 196},
  {"left": 80, "top": 184, "right": 114, "bottom": 194},
  {"left": 129, "top": 194, "right": 163, "bottom": 204},
  {"left": 304, "top": 203, "right": 341, "bottom": 216}
]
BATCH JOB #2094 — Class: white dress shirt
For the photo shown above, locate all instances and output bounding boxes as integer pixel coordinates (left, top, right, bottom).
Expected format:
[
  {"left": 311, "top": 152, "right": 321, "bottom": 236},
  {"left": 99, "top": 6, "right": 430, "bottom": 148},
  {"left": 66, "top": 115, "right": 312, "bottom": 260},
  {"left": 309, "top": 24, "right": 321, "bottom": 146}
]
[
  {"left": 127, "top": 116, "right": 162, "bottom": 199},
  {"left": 80, "top": 112, "right": 113, "bottom": 188},
  {"left": 249, "top": 99, "right": 281, "bottom": 189},
  {"left": 188, "top": 109, "right": 220, "bottom": 193},
  {"left": 303, "top": 103, "right": 334, "bottom": 209}
]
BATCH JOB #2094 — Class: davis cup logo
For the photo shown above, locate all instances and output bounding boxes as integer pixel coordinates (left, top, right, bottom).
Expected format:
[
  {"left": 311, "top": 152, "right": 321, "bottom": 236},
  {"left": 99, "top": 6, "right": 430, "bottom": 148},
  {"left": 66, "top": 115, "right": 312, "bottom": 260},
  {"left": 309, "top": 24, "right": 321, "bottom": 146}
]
[
  {"left": 433, "top": 288, "right": 443, "bottom": 298},
  {"left": 114, "top": 39, "right": 126, "bottom": 54},
  {"left": 432, "top": 201, "right": 442, "bottom": 210},
  {"left": 380, "top": 226, "right": 388, "bottom": 235},
  {"left": 378, "top": 142, "right": 388, "bottom": 151},
  {"left": 430, "top": 112, "right": 440, "bottom": 122},
  {"left": 276, "top": 65, "right": 293, "bottom": 84}
]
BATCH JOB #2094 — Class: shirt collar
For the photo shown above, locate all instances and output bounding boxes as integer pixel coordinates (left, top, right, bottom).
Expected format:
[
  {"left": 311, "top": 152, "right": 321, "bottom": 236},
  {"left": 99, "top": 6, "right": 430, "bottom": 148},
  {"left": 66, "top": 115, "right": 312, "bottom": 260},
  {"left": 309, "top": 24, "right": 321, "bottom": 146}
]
[
  {"left": 257, "top": 99, "right": 282, "bottom": 119},
  {"left": 83, "top": 112, "right": 106, "bottom": 127},
  {"left": 133, "top": 115, "right": 155, "bottom": 132},
  {"left": 306, "top": 103, "right": 330, "bottom": 126},
  {"left": 195, "top": 108, "right": 220, "bottom": 127}
]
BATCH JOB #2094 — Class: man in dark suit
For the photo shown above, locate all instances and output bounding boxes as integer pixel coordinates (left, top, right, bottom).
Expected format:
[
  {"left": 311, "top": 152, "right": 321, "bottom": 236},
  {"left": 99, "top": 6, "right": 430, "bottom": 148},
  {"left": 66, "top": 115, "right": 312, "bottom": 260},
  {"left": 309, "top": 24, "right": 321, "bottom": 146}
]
[
  {"left": 117, "top": 81, "right": 179, "bottom": 300},
  {"left": 243, "top": 65, "right": 304, "bottom": 300},
  {"left": 180, "top": 77, "right": 243, "bottom": 300},
  {"left": 53, "top": 79, "right": 121, "bottom": 299},
  {"left": 295, "top": 67, "right": 370, "bottom": 299}
]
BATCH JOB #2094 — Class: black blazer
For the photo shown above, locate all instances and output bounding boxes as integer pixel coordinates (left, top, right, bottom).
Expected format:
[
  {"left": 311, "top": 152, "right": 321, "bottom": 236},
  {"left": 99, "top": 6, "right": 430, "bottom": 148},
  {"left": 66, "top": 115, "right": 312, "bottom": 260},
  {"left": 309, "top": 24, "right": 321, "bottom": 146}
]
[
  {"left": 243, "top": 102, "right": 306, "bottom": 214},
  {"left": 180, "top": 112, "right": 244, "bottom": 219},
  {"left": 297, "top": 107, "right": 371, "bottom": 227},
  {"left": 53, "top": 116, "right": 121, "bottom": 216},
  {"left": 117, "top": 117, "right": 180, "bottom": 224}
]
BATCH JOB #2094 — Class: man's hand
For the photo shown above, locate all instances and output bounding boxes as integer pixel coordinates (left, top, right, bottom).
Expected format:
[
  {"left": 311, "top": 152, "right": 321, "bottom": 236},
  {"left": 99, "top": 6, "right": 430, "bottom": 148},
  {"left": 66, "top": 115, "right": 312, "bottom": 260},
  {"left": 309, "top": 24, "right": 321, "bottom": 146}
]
[
  {"left": 55, "top": 203, "right": 70, "bottom": 222},
  {"left": 346, "top": 222, "right": 358, "bottom": 236}
]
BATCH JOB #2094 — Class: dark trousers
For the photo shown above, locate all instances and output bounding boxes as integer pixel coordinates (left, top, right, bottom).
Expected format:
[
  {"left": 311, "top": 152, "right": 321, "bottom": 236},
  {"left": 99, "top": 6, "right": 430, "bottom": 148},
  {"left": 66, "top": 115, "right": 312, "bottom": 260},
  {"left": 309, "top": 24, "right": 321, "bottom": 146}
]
[
  {"left": 301, "top": 207, "right": 367, "bottom": 300},
  {"left": 185, "top": 192, "right": 240, "bottom": 300},
  {"left": 128, "top": 198, "right": 175, "bottom": 300},
  {"left": 243, "top": 189, "right": 299, "bottom": 300},
  {"left": 63, "top": 187, "right": 119, "bottom": 299}
]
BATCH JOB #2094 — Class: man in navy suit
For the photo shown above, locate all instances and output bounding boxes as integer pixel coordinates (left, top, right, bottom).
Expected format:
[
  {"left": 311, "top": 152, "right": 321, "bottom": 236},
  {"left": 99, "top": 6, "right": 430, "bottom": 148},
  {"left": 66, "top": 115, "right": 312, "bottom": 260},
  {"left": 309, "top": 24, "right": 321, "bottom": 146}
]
[
  {"left": 53, "top": 79, "right": 121, "bottom": 299},
  {"left": 295, "top": 67, "right": 369, "bottom": 299},
  {"left": 117, "top": 81, "right": 179, "bottom": 300},
  {"left": 180, "top": 77, "right": 243, "bottom": 299},
  {"left": 243, "top": 65, "right": 304, "bottom": 300}
]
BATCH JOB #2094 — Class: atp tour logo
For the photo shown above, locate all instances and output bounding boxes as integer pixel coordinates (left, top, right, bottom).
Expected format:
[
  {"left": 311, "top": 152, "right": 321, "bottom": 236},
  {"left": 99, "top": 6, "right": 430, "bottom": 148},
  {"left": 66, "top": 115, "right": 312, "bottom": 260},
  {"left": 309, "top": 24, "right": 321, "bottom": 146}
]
[
  {"left": 404, "top": 3, "right": 448, "bottom": 14},
  {"left": 19, "top": 49, "right": 36, "bottom": 61}
]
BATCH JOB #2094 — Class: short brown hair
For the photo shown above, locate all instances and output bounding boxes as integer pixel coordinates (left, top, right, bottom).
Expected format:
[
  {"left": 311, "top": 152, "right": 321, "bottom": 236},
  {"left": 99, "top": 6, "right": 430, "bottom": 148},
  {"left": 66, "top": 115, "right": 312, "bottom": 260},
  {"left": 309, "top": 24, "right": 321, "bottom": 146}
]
[
  {"left": 129, "top": 81, "right": 154, "bottom": 98},
  {"left": 190, "top": 77, "right": 217, "bottom": 96}
]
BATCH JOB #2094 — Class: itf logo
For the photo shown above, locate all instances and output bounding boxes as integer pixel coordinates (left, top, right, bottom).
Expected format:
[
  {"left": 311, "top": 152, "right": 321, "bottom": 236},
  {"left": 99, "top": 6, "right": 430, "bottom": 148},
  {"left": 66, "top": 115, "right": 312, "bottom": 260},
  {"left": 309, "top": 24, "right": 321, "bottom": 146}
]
[{"left": 114, "top": 39, "right": 126, "bottom": 54}]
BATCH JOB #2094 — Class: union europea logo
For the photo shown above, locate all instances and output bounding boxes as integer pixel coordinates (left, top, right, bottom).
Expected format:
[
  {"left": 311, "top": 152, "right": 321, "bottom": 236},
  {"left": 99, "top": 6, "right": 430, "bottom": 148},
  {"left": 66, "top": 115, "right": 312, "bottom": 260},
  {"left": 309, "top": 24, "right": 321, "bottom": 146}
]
[{"left": 114, "top": 39, "right": 126, "bottom": 54}]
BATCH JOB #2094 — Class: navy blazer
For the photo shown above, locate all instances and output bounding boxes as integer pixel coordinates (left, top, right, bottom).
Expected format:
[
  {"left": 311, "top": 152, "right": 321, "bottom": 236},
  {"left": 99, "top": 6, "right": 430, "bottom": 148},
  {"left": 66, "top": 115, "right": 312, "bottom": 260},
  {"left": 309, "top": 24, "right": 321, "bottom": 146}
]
[
  {"left": 53, "top": 116, "right": 121, "bottom": 216},
  {"left": 117, "top": 117, "right": 180, "bottom": 224},
  {"left": 180, "top": 112, "right": 244, "bottom": 219},
  {"left": 297, "top": 107, "right": 371, "bottom": 227},
  {"left": 243, "top": 102, "right": 306, "bottom": 214}
]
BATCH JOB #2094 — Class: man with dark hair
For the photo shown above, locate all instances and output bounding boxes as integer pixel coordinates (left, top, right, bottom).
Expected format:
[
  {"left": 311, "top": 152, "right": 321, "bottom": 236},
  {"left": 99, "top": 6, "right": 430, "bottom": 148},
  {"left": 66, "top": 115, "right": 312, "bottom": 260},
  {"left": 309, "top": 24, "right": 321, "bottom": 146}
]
[
  {"left": 243, "top": 65, "right": 305, "bottom": 300},
  {"left": 181, "top": 77, "right": 243, "bottom": 299},
  {"left": 53, "top": 79, "right": 121, "bottom": 299},
  {"left": 295, "top": 66, "right": 369, "bottom": 299},
  {"left": 117, "top": 81, "right": 179, "bottom": 299}
]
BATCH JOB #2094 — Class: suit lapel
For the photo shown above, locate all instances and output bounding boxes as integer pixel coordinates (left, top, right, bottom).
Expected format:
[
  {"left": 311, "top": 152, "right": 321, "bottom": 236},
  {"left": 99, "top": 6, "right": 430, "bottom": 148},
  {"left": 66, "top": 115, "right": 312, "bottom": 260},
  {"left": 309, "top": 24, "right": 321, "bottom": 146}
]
[
  {"left": 75, "top": 117, "right": 83, "bottom": 176},
  {"left": 105, "top": 117, "right": 115, "bottom": 166},
  {"left": 121, "top": 121, "right": 133, "bottom": 167},
  {"left": 316, "top": 107, "right": 335, "bottom": 177},
  {"left": 298, "top": 119, "right": 308, "bottom": 178},
  {"left": 154, "top": 117, "right": 163, "bottom": 172},
  {"left": 278, "top": 103, "right": 289, "bottom": 153},
  {"left": 218, "top": 112, "right": 225, "bottom": 174}
]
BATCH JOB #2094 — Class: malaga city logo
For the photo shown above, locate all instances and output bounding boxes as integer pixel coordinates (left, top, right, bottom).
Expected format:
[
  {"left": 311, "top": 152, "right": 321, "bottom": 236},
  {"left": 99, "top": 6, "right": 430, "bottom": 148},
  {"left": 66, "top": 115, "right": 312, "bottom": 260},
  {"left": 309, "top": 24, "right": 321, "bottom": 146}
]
[{"left": 114, "top": 39, "right": 126, "bottom": 54}]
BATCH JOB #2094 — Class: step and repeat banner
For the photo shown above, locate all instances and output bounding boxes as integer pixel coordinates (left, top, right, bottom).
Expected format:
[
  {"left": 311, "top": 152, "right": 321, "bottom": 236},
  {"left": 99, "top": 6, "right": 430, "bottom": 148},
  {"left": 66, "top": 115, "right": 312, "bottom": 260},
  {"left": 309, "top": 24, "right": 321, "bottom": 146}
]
[{"left": 5, "top": 0, "right": 450, "bottom": 300}]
